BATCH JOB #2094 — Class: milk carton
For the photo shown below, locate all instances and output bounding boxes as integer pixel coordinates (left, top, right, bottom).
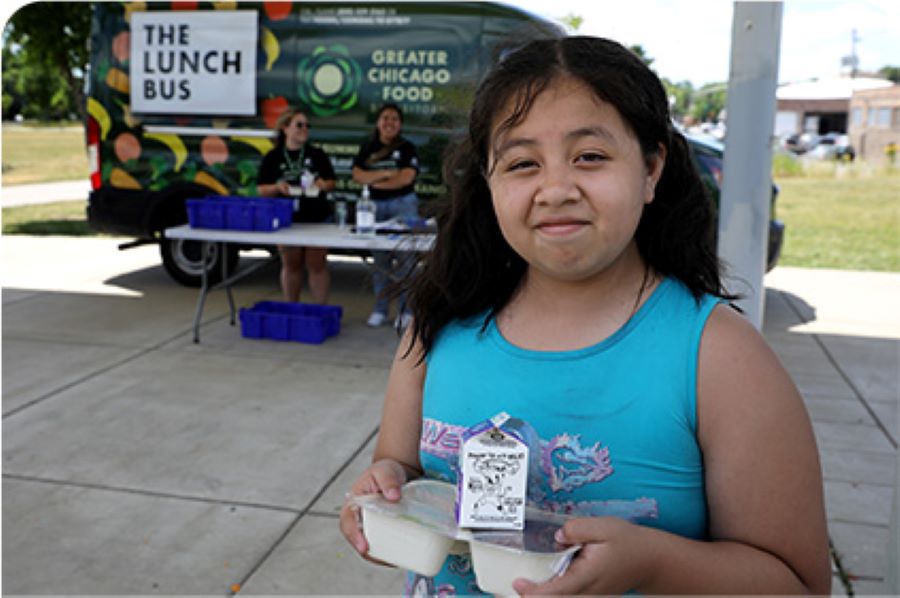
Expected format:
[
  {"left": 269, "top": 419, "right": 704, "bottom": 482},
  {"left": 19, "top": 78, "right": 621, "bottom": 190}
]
[{"left": 457, "top": 412, "right": 529, "bottom": 530}]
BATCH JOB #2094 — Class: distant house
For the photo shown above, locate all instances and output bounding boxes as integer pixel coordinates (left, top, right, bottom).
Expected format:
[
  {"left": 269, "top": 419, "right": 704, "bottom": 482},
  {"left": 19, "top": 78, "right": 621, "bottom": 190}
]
[
  {"left": 774, "top": 76, "right": 893, "bottom": 137},
  {"left": 848, "top": 86, "right": 900, "bottom": 163}
]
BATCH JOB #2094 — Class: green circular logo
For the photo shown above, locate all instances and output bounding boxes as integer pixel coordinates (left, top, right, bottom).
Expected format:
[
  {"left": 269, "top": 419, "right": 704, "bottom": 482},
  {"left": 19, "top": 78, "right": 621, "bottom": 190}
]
[{"left": 298, "top": 45, "right": 362, "bottom": 117}]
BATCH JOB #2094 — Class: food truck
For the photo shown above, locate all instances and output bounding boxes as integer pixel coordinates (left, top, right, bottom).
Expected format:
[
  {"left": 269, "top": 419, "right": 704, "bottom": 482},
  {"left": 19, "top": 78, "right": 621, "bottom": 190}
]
[{"left": 85, "top": 1, "right": 563, "bottom": 285}]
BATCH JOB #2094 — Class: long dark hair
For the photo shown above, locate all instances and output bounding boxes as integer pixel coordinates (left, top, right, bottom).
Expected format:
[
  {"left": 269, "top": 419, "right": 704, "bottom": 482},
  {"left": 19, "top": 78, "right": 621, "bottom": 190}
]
[
  {"left": 371, "top": 102, "right": 404, "bottom": 144},
  {"left": 404, "top": 36, "right": 728, "bottom": 357}
]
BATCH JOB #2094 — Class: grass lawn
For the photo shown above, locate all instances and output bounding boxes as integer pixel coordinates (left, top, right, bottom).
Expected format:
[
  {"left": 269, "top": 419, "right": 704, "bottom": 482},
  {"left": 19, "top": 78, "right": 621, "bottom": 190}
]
[
  {"left": 774, "top": 168, "right": 899, "bottom": 272},
  {"left": 2, "top": 124, "right": 88, "bottom": 185},
  {"left": 2, "top": 200, "right": 94, "bottom": 236}
]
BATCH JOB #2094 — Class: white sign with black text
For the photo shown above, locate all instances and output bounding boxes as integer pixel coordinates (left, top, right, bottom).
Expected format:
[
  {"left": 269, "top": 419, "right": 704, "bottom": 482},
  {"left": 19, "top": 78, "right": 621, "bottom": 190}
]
[{"left": 131, "top": 10, "right": 257, "bottom": 115}]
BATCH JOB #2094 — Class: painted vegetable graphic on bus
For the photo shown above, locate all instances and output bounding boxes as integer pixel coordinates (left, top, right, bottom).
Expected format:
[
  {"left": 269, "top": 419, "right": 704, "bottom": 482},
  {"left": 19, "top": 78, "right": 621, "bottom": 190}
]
[{"left": 144, "top": 132, "right": 188, "bottom": 172}]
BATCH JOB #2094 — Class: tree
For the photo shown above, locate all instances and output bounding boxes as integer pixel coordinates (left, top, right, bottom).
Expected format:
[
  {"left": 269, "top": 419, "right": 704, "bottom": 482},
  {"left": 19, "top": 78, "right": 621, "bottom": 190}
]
[
  {"left": 3, "top": 2, "right": 91, "bottom": 122},
  {"left": 878, "top": 65, "right": 900, "bottom": 84},
  {"left": 662, "top": 79, "right": 695, "bottom": 123},
  {"left": 628, "top": 44, "right": 654, "bottom": 69},
  {"left": 691, "top": 82, "right": 728, "bottom": 123},
  {"left": 558, "top": 13, "right": 583, "bottom": 32}
]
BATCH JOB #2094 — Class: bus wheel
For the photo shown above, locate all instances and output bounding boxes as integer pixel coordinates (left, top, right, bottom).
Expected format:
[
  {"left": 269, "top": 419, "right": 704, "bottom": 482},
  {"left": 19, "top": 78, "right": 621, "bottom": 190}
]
[{"left": 159, "top": 238, "right": 239, "bottom": 287}]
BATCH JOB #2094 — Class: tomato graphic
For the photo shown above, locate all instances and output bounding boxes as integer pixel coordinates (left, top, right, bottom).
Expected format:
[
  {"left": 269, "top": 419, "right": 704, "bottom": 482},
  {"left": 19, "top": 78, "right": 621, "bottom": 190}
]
[
  {"left": 111, "top": 31, "right": 130, "bottom": 63},
  {"left": 114, "top": 132, "right": 142, "bottom": 163},
  {"left": 263, "top": 2, "right": 292, "bottom": 21},
  {"left": 171, "top": 2, "right": 199, "bottom": 9},
  {"left": 201, "top": 135, "right": 229, "bottom": 166},
  {"left": 262, "top": 96, "right": 289, "bottom": 129}
]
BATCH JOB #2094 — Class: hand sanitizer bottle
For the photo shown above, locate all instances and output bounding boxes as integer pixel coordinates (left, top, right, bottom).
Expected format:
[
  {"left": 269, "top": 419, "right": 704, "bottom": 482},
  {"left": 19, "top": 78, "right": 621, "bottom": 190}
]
[{"left": 356, "top": 185, "right": 375, "bottom": 237}]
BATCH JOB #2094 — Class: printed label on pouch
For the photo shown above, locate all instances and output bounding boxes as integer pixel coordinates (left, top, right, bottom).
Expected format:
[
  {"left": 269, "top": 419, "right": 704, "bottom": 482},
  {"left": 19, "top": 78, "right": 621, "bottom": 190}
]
[{"left": 457, "top": 412, "right": 528, "bottom": 530}]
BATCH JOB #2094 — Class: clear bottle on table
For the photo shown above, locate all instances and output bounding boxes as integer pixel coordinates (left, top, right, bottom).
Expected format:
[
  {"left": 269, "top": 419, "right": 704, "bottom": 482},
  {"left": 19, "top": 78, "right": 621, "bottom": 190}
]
[{"left": 355, "top": 185, "right": 375, "bottom": 237}]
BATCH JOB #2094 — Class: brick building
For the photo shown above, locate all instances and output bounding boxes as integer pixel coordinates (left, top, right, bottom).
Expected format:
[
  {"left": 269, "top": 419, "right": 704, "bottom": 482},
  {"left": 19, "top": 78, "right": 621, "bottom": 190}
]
[
  {"left": 774, "top": 76, "right": 893, "bottom": 138},
  {"left": 848, "top": 85, "right": 900, "bottom": 163}
]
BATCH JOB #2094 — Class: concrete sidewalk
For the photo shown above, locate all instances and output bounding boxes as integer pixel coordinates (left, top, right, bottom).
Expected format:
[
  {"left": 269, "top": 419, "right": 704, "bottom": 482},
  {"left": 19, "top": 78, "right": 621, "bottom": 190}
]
[
  {"left": 1, "top": 179, "right": 90, "bottom": 207},
  {"left": 2, "top": 235, "right": 897, "bottom": 595}
]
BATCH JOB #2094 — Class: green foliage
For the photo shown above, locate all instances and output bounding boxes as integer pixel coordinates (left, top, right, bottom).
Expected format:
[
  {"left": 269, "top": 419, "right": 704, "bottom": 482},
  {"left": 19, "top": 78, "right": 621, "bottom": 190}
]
[
  {"left": 662, "top": 79, "right": 694, "bottom": 121},
  {"left": 558, "top": 13, "right": 583, "bottom": 32},
  {"left": 690, "top": 83, "right": 727, "bottom": 123},
  {"left": 628, "top": 44, "right": 654, "bottom": 68},
  {"left": 877, "top": 65, "right": 900, "bottom": 83},
  {"left": 3, "top": 2, "right": 91, "bottom": 122}
]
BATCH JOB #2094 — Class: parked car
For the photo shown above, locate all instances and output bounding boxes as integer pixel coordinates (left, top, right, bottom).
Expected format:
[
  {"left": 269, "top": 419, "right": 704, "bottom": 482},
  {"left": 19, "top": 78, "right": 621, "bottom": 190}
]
[
  {"left": 686, "top": 134, "right": 784, "bottom": 272},
  {"left": 808, "top": 133, "right": 855, "bottom": 161}
]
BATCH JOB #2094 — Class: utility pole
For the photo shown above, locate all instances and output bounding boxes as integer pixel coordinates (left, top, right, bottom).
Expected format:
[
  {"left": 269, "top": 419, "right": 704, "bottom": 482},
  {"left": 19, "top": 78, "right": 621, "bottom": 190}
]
[{"left": 718, "top": 2, "right": 782, "bottom": 329}]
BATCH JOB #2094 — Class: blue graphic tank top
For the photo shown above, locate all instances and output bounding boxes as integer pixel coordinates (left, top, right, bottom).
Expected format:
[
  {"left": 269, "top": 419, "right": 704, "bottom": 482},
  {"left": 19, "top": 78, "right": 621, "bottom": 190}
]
[{"left": 408, "top": 277, "right": 722, "bottom": 596}]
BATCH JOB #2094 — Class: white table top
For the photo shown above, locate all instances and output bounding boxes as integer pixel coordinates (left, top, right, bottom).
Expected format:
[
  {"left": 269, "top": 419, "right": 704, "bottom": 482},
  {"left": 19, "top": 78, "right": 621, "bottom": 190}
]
[{"left": 164, "top": 223, "right": 435, "bottom": 252}]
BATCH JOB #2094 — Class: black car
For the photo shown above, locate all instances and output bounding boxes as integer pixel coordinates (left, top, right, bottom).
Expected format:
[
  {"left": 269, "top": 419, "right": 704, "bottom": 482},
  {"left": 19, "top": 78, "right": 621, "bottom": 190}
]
[{"left": 686, "top": 134, "right": 784, "bottom": 272}]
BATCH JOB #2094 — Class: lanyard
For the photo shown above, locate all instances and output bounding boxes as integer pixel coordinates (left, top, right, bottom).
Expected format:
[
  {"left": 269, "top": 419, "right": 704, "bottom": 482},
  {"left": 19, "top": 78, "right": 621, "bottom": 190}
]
[{"left": 282, "top": 146, "right": 306, "bottom": 178}]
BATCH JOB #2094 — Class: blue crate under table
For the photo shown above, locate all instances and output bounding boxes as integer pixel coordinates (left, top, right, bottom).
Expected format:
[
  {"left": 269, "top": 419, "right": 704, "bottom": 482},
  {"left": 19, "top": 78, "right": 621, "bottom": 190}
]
[{"left": 239, "top": 301, "right": 343, "bottom": 344}]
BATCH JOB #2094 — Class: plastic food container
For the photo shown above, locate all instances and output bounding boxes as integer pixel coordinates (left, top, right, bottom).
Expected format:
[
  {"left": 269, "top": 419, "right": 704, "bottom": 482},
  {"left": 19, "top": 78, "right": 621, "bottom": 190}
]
[
  {"left": 469, "top": 514, "right": 579, "bottom": 597},
  {"left": 353, "top": 480, "right": 579, "bottom": 594},
  {"left": 356, "top": 480, "right": 459, "bottom": 577}
]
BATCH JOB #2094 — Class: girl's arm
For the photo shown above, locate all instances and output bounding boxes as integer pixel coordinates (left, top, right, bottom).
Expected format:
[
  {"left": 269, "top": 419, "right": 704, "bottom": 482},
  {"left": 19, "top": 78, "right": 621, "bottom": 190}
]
[
  {"left": 340, "top": 327, "right": 426, "bottom": 556},
  {"left": 371, "top": 327, "right": 427, "bottom": 480},
  {"left": 516, "top": 304, "right": 831, "bottom": 595}
]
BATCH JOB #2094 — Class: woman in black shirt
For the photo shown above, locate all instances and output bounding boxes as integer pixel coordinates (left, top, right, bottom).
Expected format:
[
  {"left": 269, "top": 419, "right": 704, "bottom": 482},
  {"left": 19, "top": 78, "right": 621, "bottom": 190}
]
[
  {"left": 351, "top": 103, "right": 420, "bottom": 329},
  {"left": 257, "top": 107, "right": 336, "bottom": 303}
]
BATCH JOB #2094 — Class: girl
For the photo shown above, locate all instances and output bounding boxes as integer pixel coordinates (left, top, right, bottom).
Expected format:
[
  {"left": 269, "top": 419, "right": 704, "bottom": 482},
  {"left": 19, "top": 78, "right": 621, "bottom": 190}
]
[
  {"left": 341, "top": 37, "right": 830, "bottom": 595},
  {"left": 257, "top": 107, "right": 336, "bottom": 303},
  {"left": 352, "top": 103, "right": 420, "bottom": 329}
]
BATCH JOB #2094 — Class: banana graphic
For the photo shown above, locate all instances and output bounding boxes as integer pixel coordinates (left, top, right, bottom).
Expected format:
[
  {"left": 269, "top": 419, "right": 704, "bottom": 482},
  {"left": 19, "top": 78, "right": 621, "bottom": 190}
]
[
  {"left": 110, "top": 167, "right": 142, "bottom": 190},
  {"left": 123, "top": 2, "right": 147, "bottom": 25},
  {"left": 232, "top": 136, "right": 274, "bottom": 156},
  {"left": 261, "top": 26, "right": 279, "bottom": 71},
  {"left": 87, "top": 97, "right": 111, "bottom": 140},
  {"left": 145, "top": 132, "right": 188, "bottom": 172},
  {"left": 106, "top": 67, "right": 130, "bottom": 94},
  {"left": 212, "top": 1, "right": 237, "bottom": 8},
  {"left": 194, "top": 171, "right": 229, "bottom": 195}
]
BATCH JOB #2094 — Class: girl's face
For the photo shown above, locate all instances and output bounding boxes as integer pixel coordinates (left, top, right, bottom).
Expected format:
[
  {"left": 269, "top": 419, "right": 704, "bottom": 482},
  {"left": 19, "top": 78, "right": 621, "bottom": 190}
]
[
  {"left": 486, "top": 76, "right": 664, "bottom": 284},
  {"left": 376, "top": 108, "right": 402, "bottom": 143},
  {"left": 282, "top": 113, "right": 310, "bottom": 149}
]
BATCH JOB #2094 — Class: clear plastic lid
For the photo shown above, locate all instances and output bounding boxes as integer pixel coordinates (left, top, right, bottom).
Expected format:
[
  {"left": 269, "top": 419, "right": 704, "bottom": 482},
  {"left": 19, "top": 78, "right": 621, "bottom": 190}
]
[
  {"left": 353, "top": 480, "right": 580, "bottom": 556},
  {"left": 353, "top": 479, "right": 461, "bottom": 538},
  {"left": 470, "top": 507, "right": 578, "bottom": 555}
]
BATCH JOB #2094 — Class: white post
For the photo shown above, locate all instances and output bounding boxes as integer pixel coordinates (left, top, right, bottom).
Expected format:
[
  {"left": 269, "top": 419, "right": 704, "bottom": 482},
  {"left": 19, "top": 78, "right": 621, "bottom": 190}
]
[
  {"left": 889, "top": 394, "right": 900, "bottom": 592},
  {"left": 718, "top": 1, "right": 783, "bottom": 329}
]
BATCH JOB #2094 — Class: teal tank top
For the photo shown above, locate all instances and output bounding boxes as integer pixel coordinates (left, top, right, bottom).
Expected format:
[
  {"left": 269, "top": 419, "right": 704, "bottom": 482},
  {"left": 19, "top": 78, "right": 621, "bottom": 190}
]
[{"left": 407, "top": 277, "right": 722, "bottom": 596}]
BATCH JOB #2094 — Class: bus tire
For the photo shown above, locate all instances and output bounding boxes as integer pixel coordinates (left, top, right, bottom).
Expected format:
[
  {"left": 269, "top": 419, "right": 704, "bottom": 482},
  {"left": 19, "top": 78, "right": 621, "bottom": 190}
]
[{"left": 159, "top": 237, "right": 239, "bottom": 287}]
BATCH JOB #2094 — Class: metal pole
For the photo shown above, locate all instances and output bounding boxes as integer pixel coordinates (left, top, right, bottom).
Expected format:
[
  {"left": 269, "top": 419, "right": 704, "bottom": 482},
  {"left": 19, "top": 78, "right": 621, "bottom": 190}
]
[{"left": 718, "top": 1, "right": 783, "bottom": 329}]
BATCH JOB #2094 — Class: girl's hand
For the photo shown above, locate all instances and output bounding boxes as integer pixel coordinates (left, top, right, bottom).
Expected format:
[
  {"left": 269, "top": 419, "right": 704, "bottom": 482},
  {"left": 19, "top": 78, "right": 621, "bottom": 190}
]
[
  {"left": 339, "top": 459, "right": 409, "bottom": 562},
  {"left": 513, "top": 517, "right": 657, "bottom": 596}
]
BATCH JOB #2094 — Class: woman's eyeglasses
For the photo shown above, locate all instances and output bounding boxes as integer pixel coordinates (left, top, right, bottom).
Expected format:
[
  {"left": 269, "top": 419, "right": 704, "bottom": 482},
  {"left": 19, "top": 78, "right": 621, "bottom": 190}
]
[{"left": 292, "top": 122, "right": 311, "bottom": 129}]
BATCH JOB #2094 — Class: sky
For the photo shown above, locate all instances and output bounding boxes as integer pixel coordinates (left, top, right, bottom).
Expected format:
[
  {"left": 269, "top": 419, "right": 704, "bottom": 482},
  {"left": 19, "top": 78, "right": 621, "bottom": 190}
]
[
  {"left": 1, "top": 0, "right": 896, "bottom": 88},
  {"left": 510, "top": 0, "right": 900, "bottom": 87}
]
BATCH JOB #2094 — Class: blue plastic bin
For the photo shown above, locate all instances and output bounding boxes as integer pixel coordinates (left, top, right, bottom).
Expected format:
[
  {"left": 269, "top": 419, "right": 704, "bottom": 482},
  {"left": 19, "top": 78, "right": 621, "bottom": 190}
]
[
  {"left": 186, "top": 198, "right": 226, "bottom": 228},
  {"left": 239, "top": 301, "right": 342, "bottom": 344},
  {"left": 186, "top": 196, "right": 294, "bottom": 231}
]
